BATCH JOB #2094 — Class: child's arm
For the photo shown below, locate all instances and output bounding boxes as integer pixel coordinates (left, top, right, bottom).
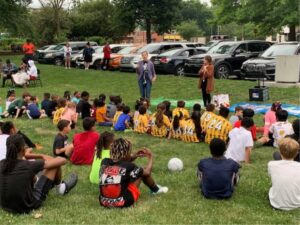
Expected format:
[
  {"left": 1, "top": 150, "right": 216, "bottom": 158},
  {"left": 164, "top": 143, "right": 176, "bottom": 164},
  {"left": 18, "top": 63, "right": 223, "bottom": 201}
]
[
  {"left": 125, "top": 119, "right": 130, "bottom": 129},
  {"left": 14, "top": 108, "right": 21, "bottom": 119},
  {"left": 244, "top": 147, "right": 252, "bottom": 164},
  {"left": 141, "top": 148, "right": 153, "bottom": 176},
  {"left": 103, "top": 113, "right": 112, "bottom": 122}
]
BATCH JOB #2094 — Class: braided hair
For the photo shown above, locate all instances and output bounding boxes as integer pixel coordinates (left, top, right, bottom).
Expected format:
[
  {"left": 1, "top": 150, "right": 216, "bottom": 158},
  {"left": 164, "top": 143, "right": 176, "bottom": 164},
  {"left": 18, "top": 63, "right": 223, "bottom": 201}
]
[
  {"left": 1, "top": 134, "right": 25, "bottom": 174},
  {"left": 110, "top": 138, "right": 132, "bottom": 161},
  {"left": 191, "top": 111, "right": 202, "bottom": 141},
  {"left": 173, "top": 111, "right": 183, "bottom": 131},
  {"left": 96, "top": 132, "right": 115, "bottom": 159},
  {"left": 155, "top": 103, "right": 166, "bottom": 128}
]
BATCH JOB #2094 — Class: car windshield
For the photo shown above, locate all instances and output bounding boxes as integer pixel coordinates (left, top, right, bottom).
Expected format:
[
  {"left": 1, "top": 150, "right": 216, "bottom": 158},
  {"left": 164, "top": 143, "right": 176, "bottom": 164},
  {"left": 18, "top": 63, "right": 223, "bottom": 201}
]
[
  {"left": 53, "top": 45, "right": 63, "bottom": 51},
  {"left": 39, "top": 45, "right": 50, "bottom": 50},
  {"left": 117, "top": 46, "right": 135, "bottom": 54},
  {"left": 261, "top": 44, "right": 298, "bottom": 58},
  {"left": 207, "top": 42, "right": 236, "bottom": 54},
  {"left": 137, "top": 44, "right": 161, "bottom": 54},
  {"left": 205, "top": 41, "right": 217, "bottom": 47},
  {"left": 159, "top": 49, "right": 181, "bottom": 56}
]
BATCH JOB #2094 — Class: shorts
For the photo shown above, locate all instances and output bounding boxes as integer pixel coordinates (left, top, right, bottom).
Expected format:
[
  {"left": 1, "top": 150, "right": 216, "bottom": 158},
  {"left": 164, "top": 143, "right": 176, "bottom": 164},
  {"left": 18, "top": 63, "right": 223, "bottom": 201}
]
[
  {"left": 29, "top": 76, "right": 37, "bottom": 80},
  {"left": 32, "top": 175, "right": 54, "bottom": 209},
  {"left": 127, "top": 183, "right": 140, "bottom": 202},
  {"left": 84, "top": 55, "right": 92, "bottom": 63}
]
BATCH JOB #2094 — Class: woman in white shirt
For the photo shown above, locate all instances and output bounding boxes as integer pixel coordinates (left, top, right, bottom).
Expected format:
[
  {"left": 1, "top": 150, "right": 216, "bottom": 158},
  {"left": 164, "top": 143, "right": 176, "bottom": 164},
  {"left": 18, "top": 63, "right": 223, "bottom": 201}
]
[{"left": 64, "top": 42, "right": 72, "bottom": 69}]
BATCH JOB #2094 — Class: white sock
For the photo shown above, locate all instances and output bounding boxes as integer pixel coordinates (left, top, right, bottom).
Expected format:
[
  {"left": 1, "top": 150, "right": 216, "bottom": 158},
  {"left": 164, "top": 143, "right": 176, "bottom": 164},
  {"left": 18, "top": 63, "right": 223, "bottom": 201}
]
[{"left": 56, "top": 183, "right": 66, "bottom": 195}]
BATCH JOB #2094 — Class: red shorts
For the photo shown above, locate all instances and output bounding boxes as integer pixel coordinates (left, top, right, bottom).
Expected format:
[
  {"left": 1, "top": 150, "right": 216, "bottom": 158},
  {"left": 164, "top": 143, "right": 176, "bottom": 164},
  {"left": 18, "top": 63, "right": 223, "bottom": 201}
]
[
  {"left": 30, "top": 76, "right": 37, "bottom": 80},
  {"left": 127, "top": 183, "right": 140, "bottom": 202}
]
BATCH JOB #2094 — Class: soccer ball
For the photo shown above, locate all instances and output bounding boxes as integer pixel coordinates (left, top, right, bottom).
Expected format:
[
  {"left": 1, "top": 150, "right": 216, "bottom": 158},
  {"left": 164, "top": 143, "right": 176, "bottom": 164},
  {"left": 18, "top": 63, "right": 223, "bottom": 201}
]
[{"left": 168, "top": 158, "right": 183, "bottom": 172}]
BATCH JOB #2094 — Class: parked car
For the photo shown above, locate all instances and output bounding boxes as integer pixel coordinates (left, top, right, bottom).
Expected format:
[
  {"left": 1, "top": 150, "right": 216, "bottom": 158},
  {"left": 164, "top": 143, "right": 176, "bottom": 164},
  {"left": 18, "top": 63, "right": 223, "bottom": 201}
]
[
  {"left": 70, "top": 46, "right": 99, "bottom": 67},
  {"left": 109, "top": 45, "right": 144, "bottom": 70},
  {"left": 241, "top": 42, "right": 300, "bottom": 80},
  {"left": 37, "top": 41, "right": 98, "bottom": 66},
  {"left": 34, "top": 45, "right": 56, "bottom": 60},
  {"left": 120, "top": 42, "right": 193, "bottom": 72},
  {"left": 184, "top": 40, "right": 272, "bottom": 79},
  {"left": 197, "top": 40, "right": 224, "bottom": 53},
  {"left": 76, "top": 44, "right": 132, "bottom": 69},
  {"left": 151, "top": 48, "right": 203, "bottom": 76}
]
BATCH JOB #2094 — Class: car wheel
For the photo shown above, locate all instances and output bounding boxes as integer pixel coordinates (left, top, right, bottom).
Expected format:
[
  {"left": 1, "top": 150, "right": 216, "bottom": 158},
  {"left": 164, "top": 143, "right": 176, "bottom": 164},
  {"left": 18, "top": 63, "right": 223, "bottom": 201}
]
[
  {"left": 215, "top": 64, "right": 230, "bottom": 79},
  {"left": 54, "top": 58, "right": 63, "bottom": 66},
  {"left": 94, "top": 60, "right": 102, "bottom": 70},
  {"left": 175, "top": 65, "right": 185, "bottom": 76}
]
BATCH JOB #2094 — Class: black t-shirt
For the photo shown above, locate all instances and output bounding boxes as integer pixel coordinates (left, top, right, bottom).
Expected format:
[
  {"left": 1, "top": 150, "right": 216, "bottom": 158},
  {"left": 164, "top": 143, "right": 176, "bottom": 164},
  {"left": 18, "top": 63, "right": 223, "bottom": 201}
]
[
  {"left": 45, "top": 100, "right": 57, "bottom": 117},
  {"left": 0, "top": 160, "right": 44, "bottom": 213},
  {"left": 81, "top": 101, "right": 92, "bottom": 119},
  {"left": 99, "top": 158, "right": 143, "bottom": 207},
  {"left": 53, "top": 133, "right": 68, "bottom": 158}
]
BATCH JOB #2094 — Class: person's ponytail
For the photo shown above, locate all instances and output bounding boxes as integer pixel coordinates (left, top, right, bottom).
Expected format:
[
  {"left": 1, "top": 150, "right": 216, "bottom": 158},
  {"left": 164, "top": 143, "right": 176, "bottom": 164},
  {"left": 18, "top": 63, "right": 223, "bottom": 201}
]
[{"left": 155, "top": 103, "right": 165, "bottom": 128}]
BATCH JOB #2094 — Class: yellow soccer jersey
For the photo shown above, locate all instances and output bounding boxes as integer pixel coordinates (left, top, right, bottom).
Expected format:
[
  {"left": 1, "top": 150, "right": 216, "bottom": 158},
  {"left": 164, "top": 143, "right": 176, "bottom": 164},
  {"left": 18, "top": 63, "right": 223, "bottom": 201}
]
[
  {"left": 205, "top": 115, "right": 232, "bottom": 144},
  {"left": 172, "top": 107, "right": 190, "bottom": 120},
  {"left": 53, "top": 108, "right": 65, "bottom": 125},
  {"left": 201, "top": 111, "right": 216, "bottom": 132},
  {"left": 113, "top": 111, "right": 122, "bottom": 126},
  {"left": 181, "top": 119, "right": 200, "bottom": 143},
  {"left": 150, "top": 113, "right": 171, "bottom": 137},
  {"left": 134, "top": 114, "right": 149, "bottom": 134},
  {"left": 170, "top": 120, "right": 186, "bottom": 140}
]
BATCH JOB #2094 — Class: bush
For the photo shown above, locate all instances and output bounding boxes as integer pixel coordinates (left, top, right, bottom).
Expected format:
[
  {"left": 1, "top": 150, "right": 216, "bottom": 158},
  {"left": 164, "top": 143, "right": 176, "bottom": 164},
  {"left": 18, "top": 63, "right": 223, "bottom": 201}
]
[
  {"left": 87, "top": 36, "right": 113, "bottom": 45},
  {"left": 0, "top": 38, "right": 26, "bottom": 51}
]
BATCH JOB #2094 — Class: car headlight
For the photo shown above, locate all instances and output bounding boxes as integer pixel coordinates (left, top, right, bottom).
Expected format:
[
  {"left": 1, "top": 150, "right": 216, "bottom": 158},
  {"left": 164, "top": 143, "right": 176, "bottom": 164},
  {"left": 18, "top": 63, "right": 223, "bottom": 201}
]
[{"left": 45, "top": 53, "right": 53, "bottom": 58}]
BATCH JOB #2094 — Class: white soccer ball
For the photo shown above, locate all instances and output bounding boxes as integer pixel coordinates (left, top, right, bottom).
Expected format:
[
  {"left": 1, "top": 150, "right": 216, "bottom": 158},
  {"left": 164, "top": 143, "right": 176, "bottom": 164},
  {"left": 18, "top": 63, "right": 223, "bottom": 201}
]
[{"left": 168, "top": 158, "right": 183, "bottom": 172}]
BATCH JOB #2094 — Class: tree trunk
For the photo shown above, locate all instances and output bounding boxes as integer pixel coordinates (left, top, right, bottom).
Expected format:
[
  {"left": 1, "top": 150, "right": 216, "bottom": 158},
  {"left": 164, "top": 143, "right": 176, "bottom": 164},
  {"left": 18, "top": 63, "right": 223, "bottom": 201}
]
[
  {"left": 146, "top": 18, "right": 151, "bottom": 44},
  {"left": 288, "top": 25, "right": 296, "bottom": 41}
]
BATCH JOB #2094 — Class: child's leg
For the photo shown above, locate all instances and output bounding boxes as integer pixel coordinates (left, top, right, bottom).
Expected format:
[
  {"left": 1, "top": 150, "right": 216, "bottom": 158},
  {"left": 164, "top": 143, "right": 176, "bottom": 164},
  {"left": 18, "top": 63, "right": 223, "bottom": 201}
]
[{"left": 141, "top": 173, "right": 168, "bottom": 194}]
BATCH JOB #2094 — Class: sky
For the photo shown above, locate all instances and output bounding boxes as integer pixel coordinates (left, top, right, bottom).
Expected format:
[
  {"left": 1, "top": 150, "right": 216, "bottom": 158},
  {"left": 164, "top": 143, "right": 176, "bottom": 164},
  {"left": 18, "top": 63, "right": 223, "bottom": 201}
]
[{"left": 30, "top": 0, "right": 211, "bottom": 8}]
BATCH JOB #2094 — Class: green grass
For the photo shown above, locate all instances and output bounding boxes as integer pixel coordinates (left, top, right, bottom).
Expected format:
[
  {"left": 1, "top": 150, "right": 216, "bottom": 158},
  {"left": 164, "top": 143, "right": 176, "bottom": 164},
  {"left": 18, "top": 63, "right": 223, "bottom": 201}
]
[{"left": 0, "top": 56, "right": 300, "bottom": 224}]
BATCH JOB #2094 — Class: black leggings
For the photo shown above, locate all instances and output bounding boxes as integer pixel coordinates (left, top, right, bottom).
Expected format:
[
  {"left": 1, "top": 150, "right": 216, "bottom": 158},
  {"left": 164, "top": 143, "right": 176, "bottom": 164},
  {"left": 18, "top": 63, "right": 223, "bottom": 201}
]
[
  {"left": 102, "top": 58, "right": 110, "bottom": 70},
  {"left": 201, "top": 80, "right": 211, "bottom": 107}
]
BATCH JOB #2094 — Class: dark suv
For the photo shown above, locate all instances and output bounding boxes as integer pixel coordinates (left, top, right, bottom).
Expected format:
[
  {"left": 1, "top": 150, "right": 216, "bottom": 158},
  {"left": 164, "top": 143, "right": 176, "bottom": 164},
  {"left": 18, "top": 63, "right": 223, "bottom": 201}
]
[
  {"left": 37, "top": 41, "right": 98, "bottom": 66},
  {"left": 184, "top": 40, "right": 272, "bottom": 79},
  {"left": 241, "top": 42, "right": 300, "bottom": 80}
]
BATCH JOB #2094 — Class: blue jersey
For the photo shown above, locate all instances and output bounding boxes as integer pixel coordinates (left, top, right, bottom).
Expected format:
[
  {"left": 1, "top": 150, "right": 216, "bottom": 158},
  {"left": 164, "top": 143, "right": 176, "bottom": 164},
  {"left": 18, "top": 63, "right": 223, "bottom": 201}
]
[{"left": 114, "top": 113, "right": 130, "bottom": 131}]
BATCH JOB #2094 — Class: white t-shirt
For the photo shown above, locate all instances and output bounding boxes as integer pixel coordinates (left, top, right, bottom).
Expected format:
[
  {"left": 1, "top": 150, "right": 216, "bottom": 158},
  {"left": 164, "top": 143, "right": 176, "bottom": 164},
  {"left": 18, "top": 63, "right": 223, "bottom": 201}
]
[
  {"left": 268, "top": 160, "right": 300, "bottom": 210},
  {"left": 0, "top": 134, "right": 9, "bottom": 160},
  {"left": 63, "top": 46, "right": 72, "bottom": 57},
  {"left": 269, "top": 121, "right": 294, "bottom": 147},
  {"left": 225, "top": 127, "right": 253, "bottom": 162}
]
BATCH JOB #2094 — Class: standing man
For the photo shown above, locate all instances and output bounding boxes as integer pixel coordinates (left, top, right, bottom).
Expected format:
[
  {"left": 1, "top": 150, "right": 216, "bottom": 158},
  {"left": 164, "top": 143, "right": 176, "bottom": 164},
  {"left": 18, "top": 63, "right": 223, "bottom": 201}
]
[
  {"left": 136, "top": 51, "right": 157, "bottom": 99},
  {"left": 83, "top": 42, "right": 94, "bottom": 70},
  {"left": 22, "top": 39, "right": 35, "bottom": 61},
  {"left": 102, "top": 42, "right": 111, "bottom": 70}
]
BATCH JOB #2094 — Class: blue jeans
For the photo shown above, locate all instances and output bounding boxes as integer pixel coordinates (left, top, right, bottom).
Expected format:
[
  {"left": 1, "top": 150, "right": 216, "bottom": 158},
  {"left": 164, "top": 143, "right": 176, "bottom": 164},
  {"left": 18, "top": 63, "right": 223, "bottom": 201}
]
[{"left": 138, "top": 79, "right": 152, "bottom": 99}]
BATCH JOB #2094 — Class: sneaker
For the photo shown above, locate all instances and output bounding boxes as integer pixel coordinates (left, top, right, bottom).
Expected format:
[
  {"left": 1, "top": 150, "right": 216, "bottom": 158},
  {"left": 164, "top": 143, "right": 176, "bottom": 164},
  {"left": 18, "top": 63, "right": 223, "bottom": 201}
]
[
  {"left": 152, "top": 185, "right": 168, "bottom": 194},
  {"left": 63, "top": 173, "right": 78, "bottom": 194}
]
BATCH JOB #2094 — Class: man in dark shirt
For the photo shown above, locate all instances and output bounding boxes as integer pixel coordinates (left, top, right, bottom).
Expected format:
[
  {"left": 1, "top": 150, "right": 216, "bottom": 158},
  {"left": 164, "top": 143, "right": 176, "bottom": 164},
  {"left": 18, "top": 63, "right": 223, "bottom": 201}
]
[
  {"left": 198, "top": 138, "right": 240, "bottom": 199},
  {"left": 0, "top": 134, "right": 77, "bottom": 214}
]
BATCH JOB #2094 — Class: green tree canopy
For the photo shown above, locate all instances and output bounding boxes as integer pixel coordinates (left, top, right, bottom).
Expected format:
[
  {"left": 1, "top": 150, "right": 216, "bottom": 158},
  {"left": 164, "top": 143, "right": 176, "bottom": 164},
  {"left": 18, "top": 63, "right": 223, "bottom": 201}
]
[{"left": 176, "top": 20, "right": 204, "bottom": 41}]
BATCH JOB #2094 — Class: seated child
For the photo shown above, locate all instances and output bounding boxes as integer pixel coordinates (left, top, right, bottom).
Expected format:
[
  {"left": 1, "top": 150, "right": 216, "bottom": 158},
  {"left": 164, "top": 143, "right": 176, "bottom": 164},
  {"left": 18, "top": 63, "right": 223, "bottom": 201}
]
[
  {"left": 150, "top": 103, "right": 171, "bottom": 138},
  {"left": 99, "top": 93, "right": 106, "bottom": 102},
  {"left": 205, "top": 106, "right": 232, "bottom": 144},
  {"left": 76, "top": 91, "right": 91, "bottom": 119},
  {"left": 99, "top": 138, "right": 168, "bottom": 208},
  {"left": 61, "top": 101, "right": 78, "bottom": 129},
  {"left": 182, "top": 111, "right": 203, "bottom": 143},
  {"left": 45, "top": 94, "right": 58, "bottom": 118},
  {"left": 268, "top": 138, "right": 300, "bottom": 210},
  {"left": 114, "top": 106, "right": 131, "bottom": 131},
  {"left": 234, "top": 108, "right": 257, "bottom": 141},
  {"left": 198, "top": 138, "right": 240, "bottom": 199},
  {"left": 71, "top": 117, "right": 100, "bottom": 165},
  {"left": 0, "top": 134, "right": 78, "bottom": 214},
  {"left": 96, "top": 99, "right": 113, "bottom": 126},
  {"left": 225, "top": 117, "right": 254, "bottom": 163},
  {"left": 273, "top": 119, "right": 300, "bottom": 162},
  {"left": 134, "top": 106, "right": 150, "bottom": 134},
  {"left": 64, "top": 91, "right": 71, "bottom": 101},
  {"left": 89, "top": 132, "right": 115, "bottom": 184},
  {"left": 6, "top": 92, "right": 31, "bottom": 119},
  {"left": 113, "top": 103, "right": 124, "bottom": 126},
  {"left": 91, "top": 98, "right": 98, "bottom": 118},
  {"left": 41, "top": 92, "right": 51, "bottom": 115},
  {"left": 133, "top": 99, "right": 142, "bottom": 119},
  {"left": 200, "top": 104, "right": 216, "bottom": 133},
  {"left": 26, "top": 96, "right": 46, "bottom": 119},
  {"left": 229, "top": 106, "right": 243, "bottom": 125},
  {"left": 142, "top": 98, "right": 152, "bottom": 115},
  {"left": 53, "top": 120, "right": 74, "bottom": 158},
  {"left": 192, "top": 103, "right": 201, "bottom": 114},
  {"left": 1, "top": 90, "right": 16, "bottom": 117},
  {"left": 258, "top": 110, "right": 293, "bottom": 148},
  {"left": 263, "top": 102, "right": 282, "bottom": 137},
  {"left": 163, "top": 100, "right": 172, "bottom": 121},
  {"left": 107, "top": 95, "right": 122, "bottom": 119},
  {"left": 53, "top": 98, "right": 67, "bottom": 125},
  {"left": 168, "top": 111, "right": 184, "bottom": 140},
  {"left": 172, "top": 100, "right": 190, "bottom": 120},
  {"left": 71, "top": 91, "right": 81, "bottom": 104}
]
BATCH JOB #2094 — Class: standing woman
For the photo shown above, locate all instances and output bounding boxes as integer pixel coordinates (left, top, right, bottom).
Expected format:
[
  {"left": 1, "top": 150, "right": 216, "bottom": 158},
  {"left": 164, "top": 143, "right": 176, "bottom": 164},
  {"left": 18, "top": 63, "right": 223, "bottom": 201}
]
[
  {"left": 198, "top": 55, "right": 214, "bottom": 107},
  {"left": 136, "top": 51, "right": 157, "bottom": 99},
  {"left": 64, "top": 42, "right": 72, "bottom": 69},
  {"left": 83, "top": 42, "right": 94, "bottom": 70}
]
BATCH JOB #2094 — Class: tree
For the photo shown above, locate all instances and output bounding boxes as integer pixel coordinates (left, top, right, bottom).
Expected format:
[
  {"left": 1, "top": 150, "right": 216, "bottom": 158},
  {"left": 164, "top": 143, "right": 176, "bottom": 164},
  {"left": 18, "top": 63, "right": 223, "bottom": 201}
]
[
  {"left": 0, "top": 0, "right": 32, "bottom": 34},
  {"left": 176, "top": 20, "right": 204, "bottom": 41},
  {"left": 180, "top": 0, "right": 213, "bottom": 36},
  {"left": 113, "top": 0, "right": 183, "bottom": 43}
]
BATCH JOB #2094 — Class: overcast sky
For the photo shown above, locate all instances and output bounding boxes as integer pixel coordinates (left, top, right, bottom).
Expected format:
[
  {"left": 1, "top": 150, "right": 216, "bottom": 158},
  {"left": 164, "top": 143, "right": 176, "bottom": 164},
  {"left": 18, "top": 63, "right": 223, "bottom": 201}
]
[{"left": 30, "top": 0, "right": 211, "bottom": 8}]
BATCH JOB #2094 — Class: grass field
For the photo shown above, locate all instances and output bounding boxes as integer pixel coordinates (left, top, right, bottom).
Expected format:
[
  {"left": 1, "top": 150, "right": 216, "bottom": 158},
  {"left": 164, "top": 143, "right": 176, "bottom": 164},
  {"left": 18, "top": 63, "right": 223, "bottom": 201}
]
[{"left": 0, "top": 56, "right": 299, "bottom": 224}]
